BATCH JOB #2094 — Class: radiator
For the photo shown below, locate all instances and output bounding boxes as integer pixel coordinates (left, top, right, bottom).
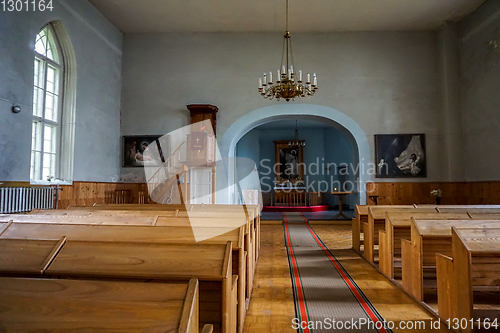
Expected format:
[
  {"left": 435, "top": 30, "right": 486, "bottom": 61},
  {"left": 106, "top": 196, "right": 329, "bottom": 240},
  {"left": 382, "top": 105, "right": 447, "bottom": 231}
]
[{"left": 0, "top": 187, "right": 55, "bottom": 214}]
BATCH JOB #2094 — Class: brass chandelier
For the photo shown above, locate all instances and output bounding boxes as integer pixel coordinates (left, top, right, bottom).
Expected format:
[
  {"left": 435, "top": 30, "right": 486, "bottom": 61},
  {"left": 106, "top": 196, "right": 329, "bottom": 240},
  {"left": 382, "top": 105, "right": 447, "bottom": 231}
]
[
  {"left": 288, "top": 120, "right": 305, "bottom": 147},
  {"left": 258, "top": 0, "right": 318, "bottom": 102}
]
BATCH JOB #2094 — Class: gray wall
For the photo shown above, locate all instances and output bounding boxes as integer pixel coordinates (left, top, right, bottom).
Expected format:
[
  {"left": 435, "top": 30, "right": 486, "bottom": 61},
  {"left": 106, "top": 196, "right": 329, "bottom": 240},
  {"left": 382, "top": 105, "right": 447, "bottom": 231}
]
[
  {"left": 460, "top": 0, "right": 500, "bottom": 181},
  {"left": 0, "top": 0, "right": 122, "bottom": 182},
  {"left": 121, "top": 31, "right": 450, "bottom": 182}
]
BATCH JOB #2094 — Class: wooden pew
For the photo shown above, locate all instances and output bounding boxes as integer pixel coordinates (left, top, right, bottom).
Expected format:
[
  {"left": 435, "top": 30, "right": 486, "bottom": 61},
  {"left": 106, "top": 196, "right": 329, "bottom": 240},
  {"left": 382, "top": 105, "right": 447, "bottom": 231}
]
[
  {"left": 68, "top": 204, "right": 261, "bottom": 261},
  {"left": 32, "top": 209, "right": 254, "bottom": 254},
  {"left": 469, "top": 213, "right": 500, "bottom": 220},
  {"left": 0, "top": 221, "right": 11, "bottom": 235},
  {"left": 31, "top": 208, "right": 178, "bottom": 217},
  {"left": 86, "top": 203, "right": 261, "bottom": 252},
  {"left": 437, "top": 207, "right": 500, "bottom": 214},
  {"left": 407, "top": 219, "right": 500, "bottom": 302},
  {"left": 365, "top": 207, "right": 437, "bottom": 263},
  {"left": 0, "top": 277, "right": 201, "bottom": 332},
  {"left": 203, "top": 324, "right": 215, "bottom": 333},
  {"left": 43, "top": 240, "right": 236, "bottom": 333},
  {"left": 353, "top": 205, "right": 414, "bottom": 255},
  {"left": 85, "top": 204, "right": 260, "bottom": 234},
  {"left": 21, "top": 210, "right": 256, "bottom": 310},
  {"left": 353, "top": 205, "right": 368, "bottom": 253},
  {"left": 416, "top": 205, "right": 500, "bottom": 209},
  {"left": 88, "top": 203, "right": 259, "bottom": 214},
  {"left": 1, "top": 222, "right": 247, "bottom": 333},
  {"left": 5, "top": 212, "right": 253, "bottom": 266},
  {"left": 30, "top": 209, "right": 254, "bottom": 265},
  {"left": 0, "top": 214, "right": 157, "bottom": 225},
  {"left": 436, "top": 227, "right": 500, "bottom": 333},
  {"left": 380, "top": 212, "right": 470, "bottom": 278},
  {"left": 51, "top": 206, "right": 258, "bottom": 296},
  {"left": 155, "top": 215, "right": 255, "bottom": 301},
  {"left": 0, "top": 237, "right": 65, "bottom": 277}
]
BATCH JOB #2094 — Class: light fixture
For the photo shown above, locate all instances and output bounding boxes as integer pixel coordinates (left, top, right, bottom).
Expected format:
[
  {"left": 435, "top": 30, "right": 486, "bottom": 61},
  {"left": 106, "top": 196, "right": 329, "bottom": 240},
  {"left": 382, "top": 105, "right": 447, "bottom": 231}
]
[
  {"left": 288, "top": 120, "right": 305, "bottom": 147},
  {"left": 258, "top": 0, "right": 318, "bottom": 102}
]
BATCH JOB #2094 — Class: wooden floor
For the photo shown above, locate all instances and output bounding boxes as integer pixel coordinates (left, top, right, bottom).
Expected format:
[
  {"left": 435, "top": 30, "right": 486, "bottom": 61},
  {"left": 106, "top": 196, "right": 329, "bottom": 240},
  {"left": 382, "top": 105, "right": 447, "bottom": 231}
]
[
  {"left": 243, "top": 223, "right": 452, "bottom": 333},
  {"left": 243, "top": 224, "right": 296, "bottom": 333}
]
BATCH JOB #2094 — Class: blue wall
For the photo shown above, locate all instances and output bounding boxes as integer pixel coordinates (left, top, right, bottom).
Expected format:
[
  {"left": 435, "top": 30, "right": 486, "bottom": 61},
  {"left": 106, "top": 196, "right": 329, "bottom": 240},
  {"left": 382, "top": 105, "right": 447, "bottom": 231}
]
[
  {"left": 324, "top": 129, "right": 356, "bottom": 208},
  {"left": 235, "top": 130, "right": 260, "bottom": 191},
  {"left": 256, "top": 128, "right": 326, "bottom": 192},
  {"left": 236, "top": 125, "right": 355, "bottom": 208}
]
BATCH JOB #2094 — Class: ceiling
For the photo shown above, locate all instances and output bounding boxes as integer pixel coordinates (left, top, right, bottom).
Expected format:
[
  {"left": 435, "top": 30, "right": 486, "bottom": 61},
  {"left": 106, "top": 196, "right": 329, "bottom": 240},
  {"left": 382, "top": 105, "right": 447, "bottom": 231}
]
[{"left": 89, "top": 0, "right": 485, "bottom": 33}]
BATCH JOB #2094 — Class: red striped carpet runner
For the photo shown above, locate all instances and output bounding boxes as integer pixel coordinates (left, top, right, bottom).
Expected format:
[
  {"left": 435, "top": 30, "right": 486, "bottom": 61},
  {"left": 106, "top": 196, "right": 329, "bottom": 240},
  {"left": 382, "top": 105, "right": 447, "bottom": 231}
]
[{"left": 284, "top": 214, "right": 392, "bottom": 333}]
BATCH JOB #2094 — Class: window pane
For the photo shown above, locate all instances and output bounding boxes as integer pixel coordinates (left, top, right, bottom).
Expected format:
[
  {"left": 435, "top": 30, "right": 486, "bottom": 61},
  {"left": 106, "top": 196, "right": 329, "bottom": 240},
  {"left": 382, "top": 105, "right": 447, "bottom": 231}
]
[
  {"left": 43, "top": 125, "right": 57, "bottom": 154},
  {"left": 44, "top": 93, "right": 59, "bottom": 122},
  {"left": 34, "top": 28, "right": 47, "bottom": 56},
  {"left": 34, "top": 58, "right": 45, "bottom": 88},
  {"left": 46, "top": 65, "right": 59, "bottom": 95},
  {"left": 31, "top": 121, "right": 42, "bottom": 151},
  {"left": 31, "top": 151, "right": 41, "bottom": 180},
  {"left": 42, "top": 153, "right": 56, "bottom": 180},
  {"left": 45, "top": 93, "right": 53, "bottom": 120},
  {"left": 46, "top": 68, "right": 54, "bottom": 93},
  {"left": 42, "top": 166, "right": 50, "bottom": 181},
  {"left": 33, "top": 87, "right": 44, "bottom": 117},
  {"left": 30, "top": 151, "right": 35, "bottom": 176},
  {"left": 47, "top": 45, "right": 54, "bottom": 61}
]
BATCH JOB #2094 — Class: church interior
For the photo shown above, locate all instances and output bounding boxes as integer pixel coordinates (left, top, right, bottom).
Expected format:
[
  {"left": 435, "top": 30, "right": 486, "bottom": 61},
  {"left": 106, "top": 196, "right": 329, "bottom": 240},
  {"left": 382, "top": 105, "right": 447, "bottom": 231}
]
[{"left": 1, "top": 0, "right": 500, "bottom": 332}]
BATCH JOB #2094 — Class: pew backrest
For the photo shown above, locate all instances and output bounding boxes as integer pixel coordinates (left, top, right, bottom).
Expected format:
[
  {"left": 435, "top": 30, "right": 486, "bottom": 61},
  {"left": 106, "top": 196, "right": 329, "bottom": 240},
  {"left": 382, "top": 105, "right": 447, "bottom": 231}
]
[{"left": 0, "top": 277, "right": 200, "bottom": 333}]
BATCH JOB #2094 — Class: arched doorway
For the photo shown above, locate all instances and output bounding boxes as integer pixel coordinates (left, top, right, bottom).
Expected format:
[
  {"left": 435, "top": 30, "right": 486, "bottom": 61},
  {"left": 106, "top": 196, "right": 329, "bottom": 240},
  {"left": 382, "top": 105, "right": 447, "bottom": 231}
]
[{"left": 219, "top": 104, "right": 371, "bottom": 205}]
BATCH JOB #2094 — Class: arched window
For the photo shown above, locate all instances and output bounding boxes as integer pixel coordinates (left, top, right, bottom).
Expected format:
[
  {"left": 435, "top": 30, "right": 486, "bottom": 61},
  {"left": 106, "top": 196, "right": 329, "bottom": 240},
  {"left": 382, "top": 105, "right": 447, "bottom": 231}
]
[{"left": 31, "top": 24, "right": 63, "bottom": 181}]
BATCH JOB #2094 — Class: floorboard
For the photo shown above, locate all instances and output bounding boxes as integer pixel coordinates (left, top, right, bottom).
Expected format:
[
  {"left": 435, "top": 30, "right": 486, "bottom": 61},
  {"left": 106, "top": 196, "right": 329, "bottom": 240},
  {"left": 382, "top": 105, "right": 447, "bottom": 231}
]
[{"left": 243, "top": 224, "right": 453, "bottom": 333}]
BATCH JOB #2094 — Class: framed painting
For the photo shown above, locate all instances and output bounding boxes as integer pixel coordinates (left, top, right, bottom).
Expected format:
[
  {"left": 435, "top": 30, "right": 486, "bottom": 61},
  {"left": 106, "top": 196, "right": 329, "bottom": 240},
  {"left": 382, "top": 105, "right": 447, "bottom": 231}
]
[
  {"left": 375, "top": 134, "right": 427, "bottom": 178},
  {"left": 122, "top": 135, "right": 168, "bottom": 167},
  {"left": 274, "top": 140, "right": 304, "bottom": 183}
]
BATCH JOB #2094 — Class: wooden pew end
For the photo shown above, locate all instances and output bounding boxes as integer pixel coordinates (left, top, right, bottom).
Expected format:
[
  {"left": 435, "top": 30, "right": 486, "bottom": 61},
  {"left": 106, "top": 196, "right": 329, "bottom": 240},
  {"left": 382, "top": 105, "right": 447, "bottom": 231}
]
[
  {"left": 436, "top": 254, "right": 455, "bottom": 321},
  {"left": 401, "top": 239, "right": 412, "bottom": 292},
  {"left": 378, "top": 230, "right": 388, "bottom": 274},
  {"left": 202, "top": 324, "right": 214, "bottom": 333},
  {"left": 179, "top": 278, "right": 199, "bottom": 333}
]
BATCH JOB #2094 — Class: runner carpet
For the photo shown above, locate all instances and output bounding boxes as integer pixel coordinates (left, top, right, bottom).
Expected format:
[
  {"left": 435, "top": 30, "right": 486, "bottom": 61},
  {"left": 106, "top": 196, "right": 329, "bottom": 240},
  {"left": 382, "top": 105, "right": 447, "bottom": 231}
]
[
  {"left": 284, "top": 214, "right": 392, "bottom": 333},
  {"left": 283, "top": 212, "right": 309, "bottom": 224}
]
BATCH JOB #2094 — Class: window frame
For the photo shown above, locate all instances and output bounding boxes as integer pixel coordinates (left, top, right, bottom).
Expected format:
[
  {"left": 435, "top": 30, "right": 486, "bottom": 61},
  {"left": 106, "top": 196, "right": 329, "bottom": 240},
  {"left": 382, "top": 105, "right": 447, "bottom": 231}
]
[{"left": 31, "top": 24, "right": 65, "bottom": 181}]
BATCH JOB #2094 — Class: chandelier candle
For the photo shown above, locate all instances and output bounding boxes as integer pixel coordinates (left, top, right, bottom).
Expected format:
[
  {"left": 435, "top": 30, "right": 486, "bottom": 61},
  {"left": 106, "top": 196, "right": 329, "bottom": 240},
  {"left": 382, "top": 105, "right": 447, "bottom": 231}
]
[{"left": 258, "top": 0, "right": 318, "bottom": 102}]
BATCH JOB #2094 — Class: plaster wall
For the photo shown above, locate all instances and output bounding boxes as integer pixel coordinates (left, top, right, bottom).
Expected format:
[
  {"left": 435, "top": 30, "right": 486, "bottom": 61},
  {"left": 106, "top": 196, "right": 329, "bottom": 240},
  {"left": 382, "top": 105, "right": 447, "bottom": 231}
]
[
  {"left": 120, "top": 31, "right": 446, "bottom": 184},
  {"left": 0, "top": 0, "right": 122, "bottom": 182},
  {"left": 460, "top": 0, "right": 500, "bottom": 181}
]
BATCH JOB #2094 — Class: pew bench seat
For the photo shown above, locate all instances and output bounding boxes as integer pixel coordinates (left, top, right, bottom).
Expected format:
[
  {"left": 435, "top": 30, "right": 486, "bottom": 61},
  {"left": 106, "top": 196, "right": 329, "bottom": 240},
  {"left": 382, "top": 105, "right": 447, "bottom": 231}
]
[{"left": 0, "top": 277, "right": 201, "bottom": 333}]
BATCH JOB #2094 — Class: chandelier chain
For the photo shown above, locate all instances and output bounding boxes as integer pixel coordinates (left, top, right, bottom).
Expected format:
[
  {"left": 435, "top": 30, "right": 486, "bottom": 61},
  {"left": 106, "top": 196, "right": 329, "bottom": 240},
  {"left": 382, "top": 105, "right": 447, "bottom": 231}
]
[
  {"left": 286, "top": 0, "right": 289, "bottom": 33},
  {"left": 258, "top": 0, "right": 318, "bottom": 102}
]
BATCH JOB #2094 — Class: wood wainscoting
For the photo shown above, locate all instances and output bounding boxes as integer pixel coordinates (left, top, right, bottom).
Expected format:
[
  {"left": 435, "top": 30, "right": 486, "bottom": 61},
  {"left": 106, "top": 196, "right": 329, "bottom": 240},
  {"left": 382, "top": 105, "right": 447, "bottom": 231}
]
[
  {"left": 57, "top": 182, "right": 151, "bottom": 208},
  {"left": 367, "top": 181, "right": 500, "bottom": 205},
  {"left": 0, "top": 181, "right": 151, "bottom": 209}
]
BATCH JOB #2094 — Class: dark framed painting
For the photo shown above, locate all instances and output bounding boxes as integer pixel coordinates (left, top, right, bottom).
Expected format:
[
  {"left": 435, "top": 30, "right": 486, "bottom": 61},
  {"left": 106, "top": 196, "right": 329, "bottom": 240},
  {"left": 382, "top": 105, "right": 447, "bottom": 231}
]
[
  {"left": 122, "top": 135, "right": 167, "bottom": 167},
  {"left": 375, "top": 134, "right": 427, "bottom": 178},
  {"left": 274, "top": 140, "right": 304, "bottom": 182}
]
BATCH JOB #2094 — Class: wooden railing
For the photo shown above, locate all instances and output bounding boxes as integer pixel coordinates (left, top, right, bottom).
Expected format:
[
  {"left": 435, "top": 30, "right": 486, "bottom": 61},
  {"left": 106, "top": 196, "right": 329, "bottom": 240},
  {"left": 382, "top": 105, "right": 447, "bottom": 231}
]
[
  {"left": 274, "top": 191, "right": 307, "bottom": 207},
  {"left": 147, "top": 142, "right": 186, "bottom": 195},
  {"left": 105, "top": 190, "right": 131, "bottom": 204},
  {"left": 273, "top": 191, "right": 325, "bottom": 207},
  {"left": 308, "top": 192, "right": 325, "bottom": 206}
]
